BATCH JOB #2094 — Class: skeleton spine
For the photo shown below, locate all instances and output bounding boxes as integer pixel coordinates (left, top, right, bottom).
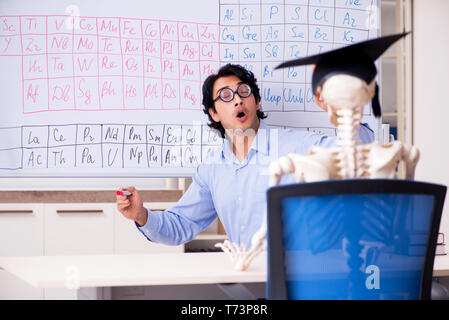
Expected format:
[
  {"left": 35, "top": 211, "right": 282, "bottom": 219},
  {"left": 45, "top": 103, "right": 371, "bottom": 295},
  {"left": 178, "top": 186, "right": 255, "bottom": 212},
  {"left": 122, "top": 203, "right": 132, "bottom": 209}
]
[{"left": 336, "top": 108, "right": 362, "bottom": 178}]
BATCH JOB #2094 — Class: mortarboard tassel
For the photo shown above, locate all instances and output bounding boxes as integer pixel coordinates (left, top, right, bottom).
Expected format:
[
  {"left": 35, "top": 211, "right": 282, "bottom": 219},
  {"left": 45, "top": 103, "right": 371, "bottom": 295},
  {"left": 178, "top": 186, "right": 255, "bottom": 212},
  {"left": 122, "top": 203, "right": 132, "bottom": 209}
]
[{"left": 371, "top": 83, "right": 381, "bottom": 118}]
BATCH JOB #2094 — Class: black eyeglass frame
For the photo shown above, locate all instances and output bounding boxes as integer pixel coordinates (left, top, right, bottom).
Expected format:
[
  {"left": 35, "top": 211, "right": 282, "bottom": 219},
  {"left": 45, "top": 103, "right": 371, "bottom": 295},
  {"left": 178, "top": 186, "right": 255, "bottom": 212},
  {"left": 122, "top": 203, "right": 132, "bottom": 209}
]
[{"left": 213, "top": 83, "right": 252, "bottom": 103}]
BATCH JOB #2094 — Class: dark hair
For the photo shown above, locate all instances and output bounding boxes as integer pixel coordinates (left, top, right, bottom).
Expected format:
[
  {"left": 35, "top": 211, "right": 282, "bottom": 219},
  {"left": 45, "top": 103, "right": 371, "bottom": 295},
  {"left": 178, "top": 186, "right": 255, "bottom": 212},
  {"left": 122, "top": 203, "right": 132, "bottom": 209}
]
[{"left": 202, "top": 63, "right": 267, "bottom": 138}]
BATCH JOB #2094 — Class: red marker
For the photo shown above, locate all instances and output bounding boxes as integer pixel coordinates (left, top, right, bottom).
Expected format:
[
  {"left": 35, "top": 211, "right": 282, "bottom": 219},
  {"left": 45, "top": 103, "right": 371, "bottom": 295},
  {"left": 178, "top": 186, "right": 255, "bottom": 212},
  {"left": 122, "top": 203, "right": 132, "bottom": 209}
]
[{"left": 116, "top": 190, "right": 132, "bottom": 196}]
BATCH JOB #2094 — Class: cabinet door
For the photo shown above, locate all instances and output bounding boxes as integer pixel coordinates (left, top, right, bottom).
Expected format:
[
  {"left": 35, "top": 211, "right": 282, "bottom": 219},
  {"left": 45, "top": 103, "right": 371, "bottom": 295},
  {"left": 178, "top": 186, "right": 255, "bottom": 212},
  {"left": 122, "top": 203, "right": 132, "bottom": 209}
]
[
  {"left": 114, "top": 202, "right": 184, "bottom": 254},
  {"left": 43, "top": 203, "right": 114, "bottom": 300},
  {"left": 0, "top": 204, "right": 44, "bottom": 299},
  {"left": 44, "top": 203, "right": 114, "bottom": 255}
]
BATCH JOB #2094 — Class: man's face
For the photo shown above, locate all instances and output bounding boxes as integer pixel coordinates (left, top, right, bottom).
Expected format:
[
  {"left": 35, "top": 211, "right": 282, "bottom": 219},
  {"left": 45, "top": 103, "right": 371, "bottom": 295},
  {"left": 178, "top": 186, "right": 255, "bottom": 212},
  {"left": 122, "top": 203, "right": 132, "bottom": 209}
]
[{"left": 208, "top": 75, "right": 260, "bottom": 135}]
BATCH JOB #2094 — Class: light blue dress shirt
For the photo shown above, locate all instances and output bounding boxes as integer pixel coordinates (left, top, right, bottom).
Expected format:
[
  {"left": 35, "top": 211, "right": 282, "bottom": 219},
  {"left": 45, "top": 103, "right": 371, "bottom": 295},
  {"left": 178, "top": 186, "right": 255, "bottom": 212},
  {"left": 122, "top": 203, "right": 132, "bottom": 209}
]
[{"left": 137, "top": 120, "right": 374, "bottom": 249}]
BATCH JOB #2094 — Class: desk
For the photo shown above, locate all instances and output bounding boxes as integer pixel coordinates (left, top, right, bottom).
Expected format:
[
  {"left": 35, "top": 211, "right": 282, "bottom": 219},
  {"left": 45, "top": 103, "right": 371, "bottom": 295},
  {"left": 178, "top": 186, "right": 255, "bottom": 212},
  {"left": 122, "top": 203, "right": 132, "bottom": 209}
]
[
  {"left": 0, "top": 252, "right": 266, "bottom": 299},
  {"left": 1, "top": 253, "right": 448, "bottom": 299},
  {"left": 433, "top": 254, "right": 449, "bottom": 277}
]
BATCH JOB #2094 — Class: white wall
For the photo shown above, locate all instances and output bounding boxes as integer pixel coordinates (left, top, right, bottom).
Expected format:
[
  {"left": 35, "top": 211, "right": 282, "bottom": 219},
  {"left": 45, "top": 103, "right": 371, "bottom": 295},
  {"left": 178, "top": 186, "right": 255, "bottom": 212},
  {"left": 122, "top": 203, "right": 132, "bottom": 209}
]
[{"left": 413, "top": 0, "right": 449, "bottom": 235}]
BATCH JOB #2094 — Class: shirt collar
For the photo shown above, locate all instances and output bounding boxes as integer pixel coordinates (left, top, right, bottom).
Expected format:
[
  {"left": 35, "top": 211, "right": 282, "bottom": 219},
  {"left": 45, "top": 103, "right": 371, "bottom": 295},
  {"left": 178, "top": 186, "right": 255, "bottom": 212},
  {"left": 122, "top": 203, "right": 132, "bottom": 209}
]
[
  {"left": 221, "top": 120, "right": 270, "bottom": 161},
  {"left": 251, "top": 120, "right": 269, "bottom": 155}
]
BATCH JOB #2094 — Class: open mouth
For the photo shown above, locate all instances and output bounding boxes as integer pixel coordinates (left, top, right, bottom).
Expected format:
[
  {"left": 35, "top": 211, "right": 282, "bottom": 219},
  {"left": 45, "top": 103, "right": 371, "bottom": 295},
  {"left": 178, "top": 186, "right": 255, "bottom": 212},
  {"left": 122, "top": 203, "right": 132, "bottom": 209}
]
[{"left": 236, "top": 110, "right": 247, "bottom": 122}]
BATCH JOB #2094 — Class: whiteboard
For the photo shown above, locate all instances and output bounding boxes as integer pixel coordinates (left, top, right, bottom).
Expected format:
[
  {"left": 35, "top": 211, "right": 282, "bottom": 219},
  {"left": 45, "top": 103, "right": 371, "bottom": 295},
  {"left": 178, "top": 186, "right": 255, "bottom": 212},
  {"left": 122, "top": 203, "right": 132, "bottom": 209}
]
[{"left": 0, "top": 0, "right": 381, "bottom": 189}]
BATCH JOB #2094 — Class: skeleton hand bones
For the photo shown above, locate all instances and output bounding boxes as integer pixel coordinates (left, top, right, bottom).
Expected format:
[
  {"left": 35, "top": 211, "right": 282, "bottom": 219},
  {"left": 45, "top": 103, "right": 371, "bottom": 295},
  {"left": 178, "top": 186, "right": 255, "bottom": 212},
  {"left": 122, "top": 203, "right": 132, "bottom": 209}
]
[{"left": 215, "top": 215, "right": 267, "bottom": 271}]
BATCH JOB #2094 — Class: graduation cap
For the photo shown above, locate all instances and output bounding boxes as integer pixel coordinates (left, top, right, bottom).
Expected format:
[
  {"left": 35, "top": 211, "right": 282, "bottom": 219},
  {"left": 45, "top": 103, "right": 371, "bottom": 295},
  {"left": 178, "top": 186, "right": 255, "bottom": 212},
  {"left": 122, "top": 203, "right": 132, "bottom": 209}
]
[{"left": 275, "top": 32, "right": 410, "bottom": 117}]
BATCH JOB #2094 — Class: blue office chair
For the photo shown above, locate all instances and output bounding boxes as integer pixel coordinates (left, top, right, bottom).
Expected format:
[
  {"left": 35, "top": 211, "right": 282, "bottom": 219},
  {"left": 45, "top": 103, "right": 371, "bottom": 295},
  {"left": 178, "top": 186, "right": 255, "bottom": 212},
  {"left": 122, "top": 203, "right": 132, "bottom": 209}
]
[{"left": 267, "top": 179, "right": 447, "bottom": 300}]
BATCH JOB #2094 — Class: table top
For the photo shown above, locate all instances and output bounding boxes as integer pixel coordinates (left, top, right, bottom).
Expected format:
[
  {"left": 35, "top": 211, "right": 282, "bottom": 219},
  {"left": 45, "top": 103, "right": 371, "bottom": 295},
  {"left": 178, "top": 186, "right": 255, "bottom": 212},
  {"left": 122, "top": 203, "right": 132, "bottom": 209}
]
[
  {"left": 0, "top": 252, "right": 266, "bottom": 289},
  {"left": 434, "top": 254, "right": 449, "bottom": 277},
  {"left": 1, "top": 252, "right": 448, "bottom": 289}
]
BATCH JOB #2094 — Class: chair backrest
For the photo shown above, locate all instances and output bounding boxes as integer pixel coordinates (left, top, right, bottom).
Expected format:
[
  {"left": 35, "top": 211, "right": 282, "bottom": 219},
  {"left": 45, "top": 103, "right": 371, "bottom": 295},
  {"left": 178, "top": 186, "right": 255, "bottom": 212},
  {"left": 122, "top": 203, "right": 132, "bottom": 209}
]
[{"left": 267, "top": 179, "right": 447, "bottom": 300}]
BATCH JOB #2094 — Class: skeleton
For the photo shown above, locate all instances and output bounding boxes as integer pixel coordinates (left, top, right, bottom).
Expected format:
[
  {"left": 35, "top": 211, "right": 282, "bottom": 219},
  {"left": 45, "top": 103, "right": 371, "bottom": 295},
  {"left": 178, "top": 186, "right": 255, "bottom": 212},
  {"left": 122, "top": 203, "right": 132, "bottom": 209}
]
[{"left": 215, "top": 73, "right": 420, "bottom": 271}]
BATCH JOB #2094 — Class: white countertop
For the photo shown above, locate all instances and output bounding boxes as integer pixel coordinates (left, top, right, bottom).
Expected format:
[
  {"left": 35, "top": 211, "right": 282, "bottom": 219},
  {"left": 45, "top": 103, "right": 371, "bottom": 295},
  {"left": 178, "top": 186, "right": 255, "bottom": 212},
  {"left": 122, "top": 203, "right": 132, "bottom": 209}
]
[
  {"left": 434, "top": 254, "right": 449, "bottom": 277},
  {"left": 1, "top": 252, "right": 447, "bottom": 290},
  {"left": 0, "top": 252, "right": 266, "bottom": 288}
]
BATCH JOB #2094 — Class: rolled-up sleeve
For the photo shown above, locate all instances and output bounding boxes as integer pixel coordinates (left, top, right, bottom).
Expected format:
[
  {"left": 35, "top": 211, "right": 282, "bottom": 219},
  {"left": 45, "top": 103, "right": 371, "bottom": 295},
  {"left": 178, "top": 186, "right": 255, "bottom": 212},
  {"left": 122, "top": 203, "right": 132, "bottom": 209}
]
[{"left": 136, "top": 165, "right": 217, "bottom": 246}]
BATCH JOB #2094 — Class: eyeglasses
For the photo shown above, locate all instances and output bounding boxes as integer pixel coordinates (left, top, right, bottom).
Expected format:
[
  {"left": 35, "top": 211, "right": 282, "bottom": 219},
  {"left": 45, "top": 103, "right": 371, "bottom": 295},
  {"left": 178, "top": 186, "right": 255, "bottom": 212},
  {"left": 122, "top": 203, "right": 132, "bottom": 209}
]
[{"left": 213, "top": 83, "right": 252, "bottom": 103}]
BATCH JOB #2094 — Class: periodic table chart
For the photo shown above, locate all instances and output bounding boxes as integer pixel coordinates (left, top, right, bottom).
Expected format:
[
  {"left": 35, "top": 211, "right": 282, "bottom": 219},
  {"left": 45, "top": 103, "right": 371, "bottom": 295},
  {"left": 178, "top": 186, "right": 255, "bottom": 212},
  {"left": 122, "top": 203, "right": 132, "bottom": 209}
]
[
  {"left": 218, "top": 0, "right": 380, "bottom": 132},
  {"left": 0, "top": 0, "right": 380, "bottom": 184}
]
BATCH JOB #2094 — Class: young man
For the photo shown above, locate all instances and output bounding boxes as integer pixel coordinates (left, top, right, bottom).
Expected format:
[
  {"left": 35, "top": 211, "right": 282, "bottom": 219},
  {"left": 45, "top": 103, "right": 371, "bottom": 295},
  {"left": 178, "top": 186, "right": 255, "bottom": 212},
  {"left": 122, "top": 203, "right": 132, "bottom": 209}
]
[{"left": 116, "top": 64, "right": 374, "bottom": 249}]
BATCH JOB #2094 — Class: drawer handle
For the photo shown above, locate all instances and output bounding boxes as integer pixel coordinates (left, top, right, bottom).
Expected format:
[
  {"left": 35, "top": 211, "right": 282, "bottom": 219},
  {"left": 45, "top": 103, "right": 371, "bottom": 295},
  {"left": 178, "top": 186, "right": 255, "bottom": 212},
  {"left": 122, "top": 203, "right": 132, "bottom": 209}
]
[
  {"left": 0, "top": 210, "right": 33, "bottom": 214},
  {"left": 56, "top": 210, "right": 104, "bottom": 214}
]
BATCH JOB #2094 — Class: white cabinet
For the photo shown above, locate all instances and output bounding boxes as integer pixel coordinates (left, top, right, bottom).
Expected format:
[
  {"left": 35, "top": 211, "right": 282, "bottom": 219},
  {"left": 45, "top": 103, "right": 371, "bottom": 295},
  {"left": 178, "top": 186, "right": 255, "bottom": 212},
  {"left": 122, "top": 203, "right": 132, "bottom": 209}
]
[
  {"left": 114, "top": 202, "right": 184, "bottom": 254},
  {"left": 0, "top": 200, "right": 183, "bottom": 299},
  {"left": 43, "top": 203, "right": 115, "bottom": 300},
  {"left": 0, "top": 204, "right": 44, "bottom": 299},
  {"left": 44, "top": 203, "right": 114, "bottom": 256}
]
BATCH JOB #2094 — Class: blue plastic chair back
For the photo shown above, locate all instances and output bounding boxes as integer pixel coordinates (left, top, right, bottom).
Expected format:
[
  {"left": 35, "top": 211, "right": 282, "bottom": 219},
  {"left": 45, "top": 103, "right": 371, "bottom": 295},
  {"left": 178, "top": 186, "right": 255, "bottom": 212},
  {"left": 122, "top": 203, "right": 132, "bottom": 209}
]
[{"left": 267, "top": 179, "right": 446, "bottom": 300}]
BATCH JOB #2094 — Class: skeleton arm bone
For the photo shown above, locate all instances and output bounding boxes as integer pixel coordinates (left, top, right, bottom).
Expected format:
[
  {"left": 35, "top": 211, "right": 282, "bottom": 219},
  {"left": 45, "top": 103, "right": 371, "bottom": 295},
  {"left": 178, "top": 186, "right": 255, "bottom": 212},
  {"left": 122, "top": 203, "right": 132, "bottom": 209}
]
[
  {"left": 402, "top": 144, "right": 420, "bottom": 180},
  {"left": 269, "top": 152, "right": 334, "bottom": 185},
  {"left": 269, "top": 155, "right": 296, "bottom": 186}
]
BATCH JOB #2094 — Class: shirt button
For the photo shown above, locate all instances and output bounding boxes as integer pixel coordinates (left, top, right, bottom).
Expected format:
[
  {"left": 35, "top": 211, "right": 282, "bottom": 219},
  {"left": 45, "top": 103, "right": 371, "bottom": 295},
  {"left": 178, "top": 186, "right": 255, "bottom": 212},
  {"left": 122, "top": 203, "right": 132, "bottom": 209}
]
[
  {"left": 240, "top": 225, "right": 245, "bottom": 231},
  {"left": 238, "top": 196, "right": 241, "bottom": 202}
]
